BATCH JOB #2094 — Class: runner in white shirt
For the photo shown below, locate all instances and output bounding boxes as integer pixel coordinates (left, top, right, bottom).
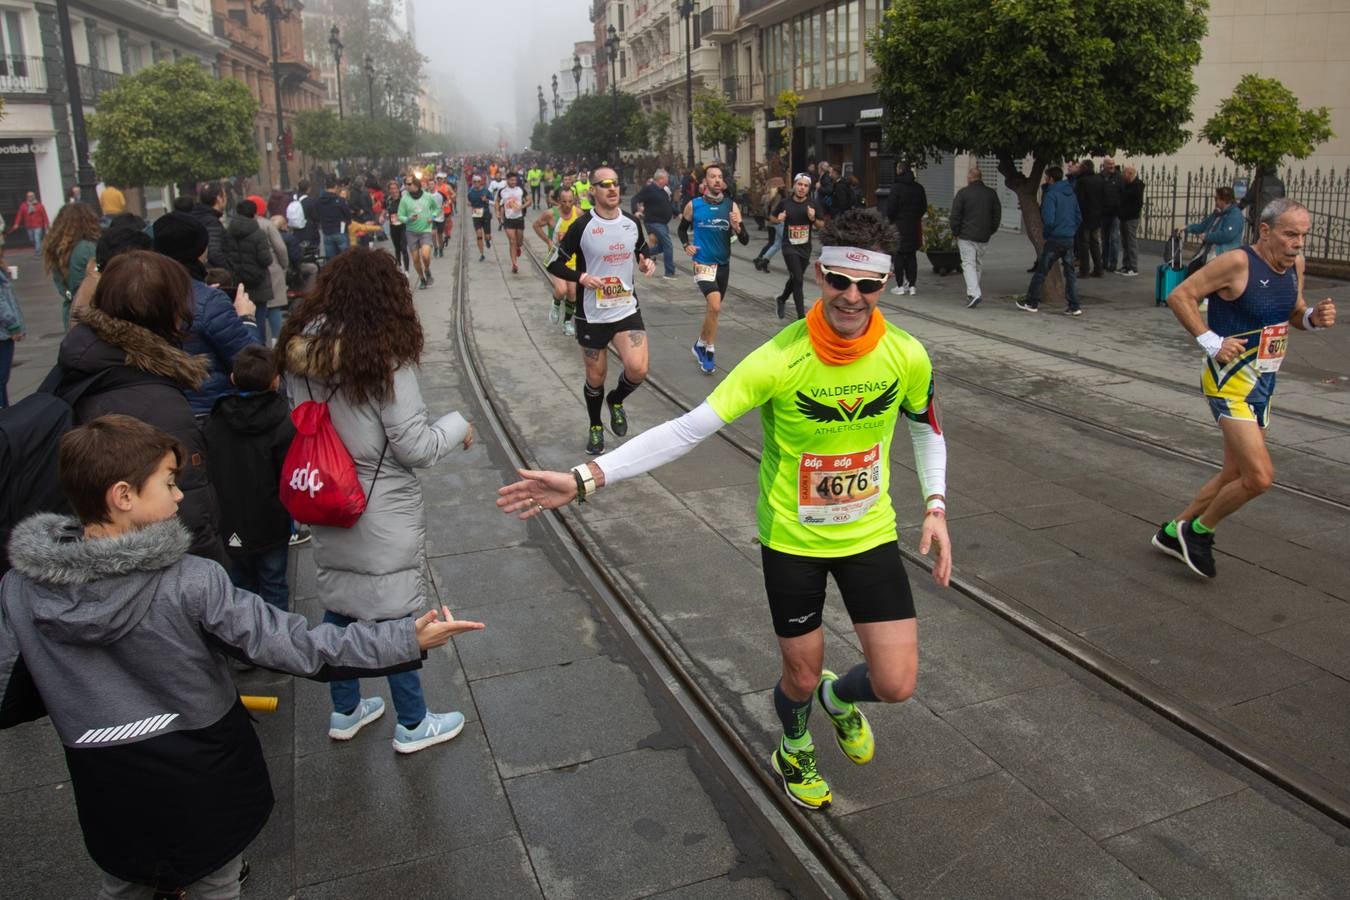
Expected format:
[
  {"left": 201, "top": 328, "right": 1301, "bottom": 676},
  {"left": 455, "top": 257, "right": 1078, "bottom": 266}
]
[
  {"left": 545, "top": 166, "right": 657, "bottom": 455},
  {"left": 496, "top": 172, "right": 530, "bottom": 275},
  {"left": 488, "top": 174, "right": 508, "bottom": 233}
]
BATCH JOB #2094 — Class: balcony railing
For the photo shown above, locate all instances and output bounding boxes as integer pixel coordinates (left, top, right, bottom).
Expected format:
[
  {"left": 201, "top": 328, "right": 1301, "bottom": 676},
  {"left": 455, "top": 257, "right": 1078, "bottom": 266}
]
[
  {"left": 77, "top": 64, "right": 122, "bottom": 99},
  {"left": 0, "top": 55, "right": 48, "bottom": 94},
  {"left": 722, "top": 73, "right": 756, "bottom": 105},
  {"left": 701, "top": 3, "right": 736, "bottom": 40}
]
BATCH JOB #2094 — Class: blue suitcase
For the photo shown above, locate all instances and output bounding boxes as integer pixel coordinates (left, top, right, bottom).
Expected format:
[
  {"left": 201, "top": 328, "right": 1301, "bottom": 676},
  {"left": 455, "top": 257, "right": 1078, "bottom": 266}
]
[{"left": 1155, "top": 264, "right": 1185, "bottom": 306}]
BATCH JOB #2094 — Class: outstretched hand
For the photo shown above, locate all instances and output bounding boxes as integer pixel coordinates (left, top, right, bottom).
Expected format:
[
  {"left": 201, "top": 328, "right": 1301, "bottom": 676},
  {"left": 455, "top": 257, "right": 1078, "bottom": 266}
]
[
  {"left": 497, "top": 468, "right": 578, "bottom": 519},
  {"left": 415, "top": 606, "right": 485, "bottom": 650},
  {"left": 919, "top": 514, "right": 952, "bottom": 588}
]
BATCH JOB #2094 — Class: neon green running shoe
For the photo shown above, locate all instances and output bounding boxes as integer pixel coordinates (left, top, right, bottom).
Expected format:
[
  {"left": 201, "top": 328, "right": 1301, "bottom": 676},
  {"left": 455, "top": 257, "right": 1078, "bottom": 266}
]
[
  {"left": 771, "top": 740, "right": 832, "bottom": 810},
  {"left": 816, "top": 669, "right": 875, "bottom": 765}
]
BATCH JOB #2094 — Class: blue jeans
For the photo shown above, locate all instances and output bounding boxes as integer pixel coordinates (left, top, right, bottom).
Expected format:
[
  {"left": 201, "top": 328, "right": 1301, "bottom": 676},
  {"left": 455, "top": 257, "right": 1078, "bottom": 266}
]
[
  {"left": 757, "top": 223, "right": 783, "bottom": 262},
  {"left": 323, "top": 610, "right": 427, "bottom": 727},
  {"left": 322, "top": 232, "right": 349, "bottom": 260},
  {"left": 26, "top": 227, "right": 42, "bottom": 254},
  {"left": 0, "top": 338, "right": 13, "bottom": 407},
  {"left": 1102, "top": 216, "right": 1120, "bottom": 270},
  {"left": 1027, "top": 238, "right": 1080, "bottom": 309},
  {"left": 646, "top": 221, "right": 675, "bottom": 275},
  {"left": 264, "top": 306, "right": 286, "bottom": 344},
  {"left": 228, "top": 546, "right": 290, "bottom": 612}
]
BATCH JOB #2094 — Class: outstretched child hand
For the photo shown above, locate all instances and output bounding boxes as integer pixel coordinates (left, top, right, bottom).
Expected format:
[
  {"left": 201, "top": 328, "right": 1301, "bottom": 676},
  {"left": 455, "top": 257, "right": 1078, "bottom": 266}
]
[{"left": 415, "top": 606, "right": 485, "bottom": 650}]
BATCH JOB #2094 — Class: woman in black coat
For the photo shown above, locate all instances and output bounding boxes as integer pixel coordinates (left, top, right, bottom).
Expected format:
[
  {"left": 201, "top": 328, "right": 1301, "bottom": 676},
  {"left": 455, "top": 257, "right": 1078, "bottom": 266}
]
[
  {"left": 221, "top": 200, "right": 274, "bottom": 305},
  {"left": 48, "top": 251, "right": 228, "bottom": 567},
  {"left": 884, "top": 164, "right": 928, "bottom": 294}
]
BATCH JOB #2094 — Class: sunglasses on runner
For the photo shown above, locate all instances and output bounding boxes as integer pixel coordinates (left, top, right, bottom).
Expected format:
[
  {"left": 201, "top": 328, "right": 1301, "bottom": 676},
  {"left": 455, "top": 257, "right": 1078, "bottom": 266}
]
[
  {"left": 593, "top": 178, "right": 620, "bottom": 189},
  {"left": 820, "top": 265, "right": 888, "bottom": 294}
]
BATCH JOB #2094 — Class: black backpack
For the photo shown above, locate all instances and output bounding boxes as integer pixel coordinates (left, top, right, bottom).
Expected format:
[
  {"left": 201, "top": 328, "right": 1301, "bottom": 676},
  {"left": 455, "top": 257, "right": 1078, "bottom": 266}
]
[{"left": 0, "top": 370, "right": 105, "bottom": 577}]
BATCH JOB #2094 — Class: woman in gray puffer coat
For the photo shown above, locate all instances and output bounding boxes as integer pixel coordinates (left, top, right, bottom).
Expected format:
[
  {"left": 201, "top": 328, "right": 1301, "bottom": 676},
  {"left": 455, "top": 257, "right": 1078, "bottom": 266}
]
[{"left": 276, "top": 247, "right": 475, "bottom": 754}]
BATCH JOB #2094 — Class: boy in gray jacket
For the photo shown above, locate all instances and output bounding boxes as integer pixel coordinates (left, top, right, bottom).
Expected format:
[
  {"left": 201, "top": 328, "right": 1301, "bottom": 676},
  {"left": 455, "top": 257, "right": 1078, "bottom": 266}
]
[{"left": 0, "top": 414, "right": 483, "bottom": 898}]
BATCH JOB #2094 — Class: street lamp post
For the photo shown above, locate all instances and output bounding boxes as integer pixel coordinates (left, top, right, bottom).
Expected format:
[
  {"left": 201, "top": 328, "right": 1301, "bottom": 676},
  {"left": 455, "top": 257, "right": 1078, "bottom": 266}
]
[
  {"left": 538, "top": 84, "right": 546, "bottom": 126},
  {"left": 572, "top": 53, "right": 582, "bottom": 105},
  {"left": 678, "top": 0, "right": 696, "bottom": 171},
  {"left": 605, "top": 25, "right": 619, "bottom": 168},
  {"left": 328, "top": 24, "right": 344, "bottom": 120},
  {"left": 253, "top": 0, "right": 295, "bottom": 191},
  {"left": 551, "top": 74, "right": 559, "bottom": 120},
  {"left": 364, "top": 53, "right": 376, "bottom": 119},
  {"left": 53, "top": 0, "right": 99, "bottom": 211}
]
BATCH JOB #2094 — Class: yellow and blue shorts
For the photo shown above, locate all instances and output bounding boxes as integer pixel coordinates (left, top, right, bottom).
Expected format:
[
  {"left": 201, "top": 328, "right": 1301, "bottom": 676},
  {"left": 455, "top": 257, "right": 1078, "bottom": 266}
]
[{"left": 1202, "top": 349, "right": 1276, "bottom": 429}]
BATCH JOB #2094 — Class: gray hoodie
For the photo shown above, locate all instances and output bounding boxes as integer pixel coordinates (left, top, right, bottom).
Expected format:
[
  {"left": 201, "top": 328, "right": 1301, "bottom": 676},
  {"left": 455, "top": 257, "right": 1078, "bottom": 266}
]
[{"left": 0, "top": 513, "right": 421, "bottom": 889}]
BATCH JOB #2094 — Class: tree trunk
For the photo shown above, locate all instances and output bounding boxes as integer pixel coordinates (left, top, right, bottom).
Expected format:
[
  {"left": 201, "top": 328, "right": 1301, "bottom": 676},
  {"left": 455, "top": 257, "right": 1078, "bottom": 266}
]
[{"left": 998, "top": 155, "right": 1063, "bottom": 305}]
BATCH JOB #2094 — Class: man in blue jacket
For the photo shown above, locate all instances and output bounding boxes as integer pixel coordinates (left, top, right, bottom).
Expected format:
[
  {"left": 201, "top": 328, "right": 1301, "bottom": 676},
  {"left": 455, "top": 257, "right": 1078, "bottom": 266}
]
[{"left": 1019, "top": 165, "right": 1084, "bottom": 316}]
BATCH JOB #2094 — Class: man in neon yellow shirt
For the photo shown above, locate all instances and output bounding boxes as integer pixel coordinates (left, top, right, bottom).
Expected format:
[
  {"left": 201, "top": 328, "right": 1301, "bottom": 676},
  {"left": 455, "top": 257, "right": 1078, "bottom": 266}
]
[
  {"left": 574, "top": 171, "right": 593, "bottom": 212},
  {"left": 497, "top": 209, "right": 952, "bottom": 810},
  {"left": 527, "top": 165, "right": 543, "bottom": 210}
]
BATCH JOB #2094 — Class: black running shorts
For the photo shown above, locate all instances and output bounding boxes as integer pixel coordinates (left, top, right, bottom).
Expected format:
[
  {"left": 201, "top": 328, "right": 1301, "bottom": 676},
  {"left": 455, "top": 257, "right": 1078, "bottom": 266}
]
[
  {"left": 503, "top": 218, "right": 525, "bottom": 231},
  {"left": 760, "top": 541, "right": 916, "bottom": 638},
  {"left": 695, "top": 262, "right": 730, "bottom": 297},
  {"left": 574, "top": 310, "right": 645, "bottom": 350}
]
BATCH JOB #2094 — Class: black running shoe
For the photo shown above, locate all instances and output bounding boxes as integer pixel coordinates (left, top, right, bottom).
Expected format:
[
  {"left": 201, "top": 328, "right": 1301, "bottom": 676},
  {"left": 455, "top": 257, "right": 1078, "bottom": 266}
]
[
  {"left": 585, "top": 425, "right": 605, "bottom": 455},
  {"left": 608, "top": 402, "right": 628, "bottom": 437},
  {"left": 1151, "top": 526, "right": 1184, "bottom": 563},
  {"left": 776, "top": 297, "right": 787, "bottom": 320},
  {"left": 1178, "top": 520, "right": 1217, "bottom": 578}
]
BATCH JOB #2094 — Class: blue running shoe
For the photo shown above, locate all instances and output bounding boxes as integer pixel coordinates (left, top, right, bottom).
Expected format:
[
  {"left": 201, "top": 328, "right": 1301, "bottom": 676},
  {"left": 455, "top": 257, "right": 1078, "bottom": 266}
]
[
  {"left": 393, "top": 710, "right": 465, "bottom": 754},
  {"left": 703, "top": 346, "right": 715, "bottom": 374},
  {"left": 691, "top": 342, "right": 708, "bottom": 372},
  {"left": 328, "top": 696, "right": 385, "bottom": 741}
]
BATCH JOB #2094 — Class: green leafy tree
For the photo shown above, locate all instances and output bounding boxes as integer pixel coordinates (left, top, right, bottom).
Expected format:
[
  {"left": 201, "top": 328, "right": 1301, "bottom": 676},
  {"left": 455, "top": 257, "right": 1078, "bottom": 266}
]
[
  {"left": 530, "top": 120, "right": 552, "bottom": 153},
  {"left": 549, "top": 92, "right": 645, "bottom": 162},
  {"left": 293, "top": 109, "right": 345, "bottom": 164},
  {"left": 88, "top": 59, "right": 258, "bottom": 191},
  {"left": 691, "top": 90, "right": 753, "bottom": 170},
  {"left": 870, "top": 0, "right": 1207, "bottom": 296},
  {"left": 773, "top": 90, "right": 800, "bottom": 165},
  {"left": 1200, "top": 74, "right": 1333, "bottom": 215},
  {"left": 647, "top": 109, "right": 671, "bottom": 153}
]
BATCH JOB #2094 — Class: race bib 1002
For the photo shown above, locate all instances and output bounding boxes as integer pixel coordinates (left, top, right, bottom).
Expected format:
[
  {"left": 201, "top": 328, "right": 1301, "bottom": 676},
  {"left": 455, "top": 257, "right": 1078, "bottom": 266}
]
[
  {"left": 797, "top": 444, "right": 882, "bottom": 525},
  {"left": 595, "top": 275, "right": 634, "bottom": 309}
]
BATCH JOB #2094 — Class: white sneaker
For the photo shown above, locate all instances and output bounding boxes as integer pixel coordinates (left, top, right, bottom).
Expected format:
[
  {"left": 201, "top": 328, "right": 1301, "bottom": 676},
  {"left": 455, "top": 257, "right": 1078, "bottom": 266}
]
[
  {"left": 393, "top": 710, "right": 465, "bottom": 754},
  {"left": 328, "top": 696, "right": 385, "bottom": 740},
  {"left": 890, "top": 285, "right": 905, "bottom": 295},
  {"left": 907, "top": 285, "right": 917, "bottom": 295},
  {"left": 548, "top": 301, "right": 561, "bottom": 324},
  {"left": 564, "top": 319, "right": 576, "bottom": 337}
]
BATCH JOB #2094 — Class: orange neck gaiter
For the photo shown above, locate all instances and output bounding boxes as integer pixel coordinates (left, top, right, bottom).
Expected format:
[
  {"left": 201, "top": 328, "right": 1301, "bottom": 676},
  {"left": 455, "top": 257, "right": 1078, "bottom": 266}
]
[{"left": 806, "top": 298, "right": 886, "bottom": 365}]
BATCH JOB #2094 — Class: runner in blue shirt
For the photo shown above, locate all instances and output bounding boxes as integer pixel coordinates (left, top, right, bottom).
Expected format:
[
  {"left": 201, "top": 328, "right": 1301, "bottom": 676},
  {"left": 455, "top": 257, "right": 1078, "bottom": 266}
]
[{"left": 679, "top": 163, "right": 749, "bottom": 374}]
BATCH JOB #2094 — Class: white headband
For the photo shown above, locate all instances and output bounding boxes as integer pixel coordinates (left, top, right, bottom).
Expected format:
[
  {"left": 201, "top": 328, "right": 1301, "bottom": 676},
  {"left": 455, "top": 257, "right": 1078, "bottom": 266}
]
[{"left": 818, "top": 245, "right": 893, "bottom": 274}]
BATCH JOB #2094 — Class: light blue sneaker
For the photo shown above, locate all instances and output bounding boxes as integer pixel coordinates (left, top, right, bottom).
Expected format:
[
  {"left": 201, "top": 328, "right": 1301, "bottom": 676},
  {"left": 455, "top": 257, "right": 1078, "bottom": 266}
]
[
  {"left": 393, "top": 710, "right": 465, "bottom": 754},
  {"left": 328, "top": 696, "right": 385, "bottom": 741}
]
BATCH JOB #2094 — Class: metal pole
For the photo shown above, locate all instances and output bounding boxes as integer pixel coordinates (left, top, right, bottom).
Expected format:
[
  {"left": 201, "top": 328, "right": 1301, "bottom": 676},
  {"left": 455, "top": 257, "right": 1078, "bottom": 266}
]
[
  {"left": 54, "top": 0, "right": 100, "bottom": 212},
  {"left": 335, "top": 62, "right": 344, "bottom": 120},
  {"left": 684, "top": 10, "right": 694, "bottom": 169},
  {"left": 266, "top": 7, "right": 290, "bottom": 190}
]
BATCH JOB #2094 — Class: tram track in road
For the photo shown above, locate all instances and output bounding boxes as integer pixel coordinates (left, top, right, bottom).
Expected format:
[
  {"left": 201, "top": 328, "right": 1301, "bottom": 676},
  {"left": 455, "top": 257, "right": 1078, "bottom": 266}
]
[
  {"left": 456, "top": 219, "right": 881, "bottom": 899},
  {"left": 501, "top": 232, "right": 1350, "bottom": 832}
]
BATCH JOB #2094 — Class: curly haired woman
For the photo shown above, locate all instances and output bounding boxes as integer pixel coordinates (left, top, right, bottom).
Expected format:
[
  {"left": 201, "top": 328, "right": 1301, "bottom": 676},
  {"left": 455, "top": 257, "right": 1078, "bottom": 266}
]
[
  {"left": 276, "top": 247, "right": 477, "bottom": 754},
  {"left": 43, "top": 202, "right": 102, "bottom": 329}
]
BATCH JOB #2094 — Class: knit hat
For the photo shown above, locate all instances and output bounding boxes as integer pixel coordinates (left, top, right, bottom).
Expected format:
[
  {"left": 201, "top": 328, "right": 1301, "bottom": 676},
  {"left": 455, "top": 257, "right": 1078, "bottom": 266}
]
[
  {"left": 246, "top": 195, "right": 267, "bottom": 215},
  {"left": 151, "top": 212, "right": 208, "bottom": 264}
]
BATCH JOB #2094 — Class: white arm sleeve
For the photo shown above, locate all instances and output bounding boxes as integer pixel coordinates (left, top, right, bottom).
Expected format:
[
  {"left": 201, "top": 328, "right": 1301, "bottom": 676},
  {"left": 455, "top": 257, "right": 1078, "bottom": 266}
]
[
  {"left": 594, "top": 401, "right": 727, "bottom": 485},
  {"left": 906, "top": 418, "right": 947, "bottom": 503}
]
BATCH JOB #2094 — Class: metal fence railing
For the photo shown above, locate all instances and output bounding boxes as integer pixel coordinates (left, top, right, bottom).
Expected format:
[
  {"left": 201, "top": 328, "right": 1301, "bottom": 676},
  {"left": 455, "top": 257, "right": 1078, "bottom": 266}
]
[{"left": 1140, "top": 164, "right": 1350, "bottom": 263}]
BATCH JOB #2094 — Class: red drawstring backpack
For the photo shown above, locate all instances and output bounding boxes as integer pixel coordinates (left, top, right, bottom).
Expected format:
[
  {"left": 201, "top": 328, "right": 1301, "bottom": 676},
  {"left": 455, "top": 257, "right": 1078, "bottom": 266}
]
[{"left": 280, "top": 383, "right": 387, "bottom": 528}]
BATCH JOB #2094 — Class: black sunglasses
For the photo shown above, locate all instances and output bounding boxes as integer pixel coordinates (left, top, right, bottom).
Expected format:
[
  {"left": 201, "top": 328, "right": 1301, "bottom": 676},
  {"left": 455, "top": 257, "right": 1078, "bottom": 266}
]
[{"left": 820, "top": 265, "right": 888, "bottom": 294}]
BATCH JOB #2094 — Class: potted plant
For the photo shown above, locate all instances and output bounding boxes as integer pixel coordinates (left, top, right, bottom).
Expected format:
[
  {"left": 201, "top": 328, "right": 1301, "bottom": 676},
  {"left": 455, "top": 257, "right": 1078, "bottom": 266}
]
[{"left": 922, "top": 204, "right": 961, "bottom": 275}]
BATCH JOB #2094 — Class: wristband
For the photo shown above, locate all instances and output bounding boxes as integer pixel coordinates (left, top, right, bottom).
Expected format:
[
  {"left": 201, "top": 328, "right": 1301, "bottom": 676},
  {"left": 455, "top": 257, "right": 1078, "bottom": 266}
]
[
  {"left": 1303, "top": 307, "right": 1326, "bottom": 331},
  {"left": 571, "top": 463, "right": 596, "bottom": 503},
  {"left": 925, "top": 498, "right": 946, "bottom": 514},
  {"left": 924, "top": 508, "right": 946, "bottom": 519},
  {"left": 1196, "top": 330, "right": 1223, "bottom": 358}
]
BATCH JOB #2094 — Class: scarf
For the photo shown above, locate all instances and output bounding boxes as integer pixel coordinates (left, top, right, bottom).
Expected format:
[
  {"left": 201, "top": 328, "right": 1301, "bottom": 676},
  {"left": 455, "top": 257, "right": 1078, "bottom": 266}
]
[{"left": 805, "top": 298, "right": 886, "bottom": 366}]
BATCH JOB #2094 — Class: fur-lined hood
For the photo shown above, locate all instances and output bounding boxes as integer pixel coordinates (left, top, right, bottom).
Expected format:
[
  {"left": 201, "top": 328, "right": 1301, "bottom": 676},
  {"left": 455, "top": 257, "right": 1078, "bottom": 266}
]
[
  {"left": 5, "top": 514, "right": 191, "bottom": 645},
  {"left": 282, "top": 328, "right": 339, "bottom": 379},
  {"left": 62, "top": 306, "right": 211, "bottom": 389}
]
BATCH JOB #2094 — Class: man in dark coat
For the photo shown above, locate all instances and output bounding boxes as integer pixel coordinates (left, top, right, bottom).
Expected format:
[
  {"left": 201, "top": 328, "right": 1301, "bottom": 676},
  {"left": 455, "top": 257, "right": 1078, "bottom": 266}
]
[
  {"left": 187, "top": 183, "right": 229, "bottom": 270},
  {"left": 1100, "top": 157, "right": 1123, "bottom": 271},
  {"left": 220, "top": 200, "right": 274, "bottom": 308},
  {"left": 1118, "top": 165, "right": 1145, "bottom": 276},
  {"left": 884, "top": 162, "right": 927, "bottom": 295},
  {"left": 949, "top": 167, "right": 1003, "bottom": 307},
  {"left": 1073, "top": 159, "right": 1105, "bottom": 277}
]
